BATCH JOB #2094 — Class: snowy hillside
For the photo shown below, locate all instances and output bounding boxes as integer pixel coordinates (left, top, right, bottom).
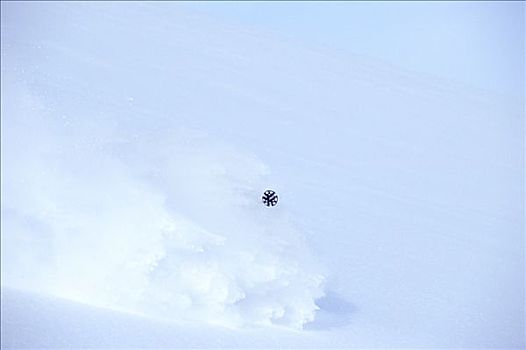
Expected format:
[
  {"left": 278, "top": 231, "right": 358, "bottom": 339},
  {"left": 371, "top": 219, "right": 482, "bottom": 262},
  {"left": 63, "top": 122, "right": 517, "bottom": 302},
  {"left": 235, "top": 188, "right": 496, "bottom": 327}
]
[
  {"left": 1, "top": 2, "right": 524, "bottom": 348},
  {"left": 1, "top": 287, "right": 334, "bottom": 348}
]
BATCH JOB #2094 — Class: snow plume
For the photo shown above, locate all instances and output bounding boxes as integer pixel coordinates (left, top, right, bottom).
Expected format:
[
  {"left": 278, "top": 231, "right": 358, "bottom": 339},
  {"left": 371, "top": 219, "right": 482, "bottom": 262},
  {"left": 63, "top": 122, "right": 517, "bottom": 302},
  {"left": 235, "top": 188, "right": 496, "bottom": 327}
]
[{"left": 1, "top": 80, "right": 325, "bottom": 330}]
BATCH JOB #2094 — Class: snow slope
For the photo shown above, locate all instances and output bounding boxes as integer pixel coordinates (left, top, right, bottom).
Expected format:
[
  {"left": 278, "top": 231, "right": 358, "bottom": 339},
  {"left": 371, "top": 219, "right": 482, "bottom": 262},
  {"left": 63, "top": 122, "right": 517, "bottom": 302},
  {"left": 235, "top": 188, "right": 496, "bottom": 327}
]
[
  {"left": 1, "top": 2, "right": 524, "bottom": 348},
  {"left": 1, "top": 287, "right": 331, "bottom": 348}
]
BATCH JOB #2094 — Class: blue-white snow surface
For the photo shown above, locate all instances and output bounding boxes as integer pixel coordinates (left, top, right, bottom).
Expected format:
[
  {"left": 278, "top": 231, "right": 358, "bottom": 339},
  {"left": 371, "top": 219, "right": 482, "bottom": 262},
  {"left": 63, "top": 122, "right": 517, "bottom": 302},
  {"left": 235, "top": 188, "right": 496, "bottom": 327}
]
[{"left": 1, "top": 2, "right": 524, "bottom": 348}]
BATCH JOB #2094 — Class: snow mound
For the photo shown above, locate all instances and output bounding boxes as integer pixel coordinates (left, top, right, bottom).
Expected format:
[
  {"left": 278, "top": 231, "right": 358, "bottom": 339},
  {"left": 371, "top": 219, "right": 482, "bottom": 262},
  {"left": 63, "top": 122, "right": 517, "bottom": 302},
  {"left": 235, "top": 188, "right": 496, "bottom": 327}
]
[
  {"left": 1, "top": 287, "right": 323, "bottom": 348},
  {"left": 1, "top": 80, "right": 325, "bottom": 329}
]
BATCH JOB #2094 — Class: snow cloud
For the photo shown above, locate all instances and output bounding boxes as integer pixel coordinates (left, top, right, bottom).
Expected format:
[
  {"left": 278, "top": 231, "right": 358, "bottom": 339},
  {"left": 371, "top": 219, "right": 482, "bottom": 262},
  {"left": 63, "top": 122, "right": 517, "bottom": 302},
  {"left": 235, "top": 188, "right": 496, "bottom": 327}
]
[{"left": 1, "top": 79, "right": 324, "bottom": 329}]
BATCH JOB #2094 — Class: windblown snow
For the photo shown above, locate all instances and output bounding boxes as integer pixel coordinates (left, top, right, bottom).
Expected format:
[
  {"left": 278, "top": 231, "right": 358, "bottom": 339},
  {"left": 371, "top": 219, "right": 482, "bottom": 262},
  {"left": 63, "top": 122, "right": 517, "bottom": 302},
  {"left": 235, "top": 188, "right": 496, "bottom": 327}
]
[
  {"left": 2, "top": 63, "right": 325, "bottom": 330},
  {"left": 1, "top": 1, "right": 524, "bottom": 348}
]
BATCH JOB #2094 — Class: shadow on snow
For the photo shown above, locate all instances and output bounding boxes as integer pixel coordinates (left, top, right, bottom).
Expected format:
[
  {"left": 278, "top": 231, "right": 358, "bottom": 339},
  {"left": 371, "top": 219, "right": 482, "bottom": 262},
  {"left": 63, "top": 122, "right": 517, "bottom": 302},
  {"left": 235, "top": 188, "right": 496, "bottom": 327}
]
[{"left": 305, "top": 290, "right": 357, "bottom": 331}]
